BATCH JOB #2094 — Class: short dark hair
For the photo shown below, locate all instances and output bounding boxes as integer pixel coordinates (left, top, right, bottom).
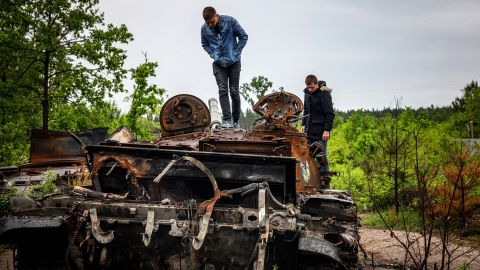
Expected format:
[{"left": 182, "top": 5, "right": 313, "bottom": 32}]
[
  {"left": 203, "top": 7, "right": 216, "bottom": 20},
  {"left": 305, "top": 74, "right": 318, "bottom": 85}
]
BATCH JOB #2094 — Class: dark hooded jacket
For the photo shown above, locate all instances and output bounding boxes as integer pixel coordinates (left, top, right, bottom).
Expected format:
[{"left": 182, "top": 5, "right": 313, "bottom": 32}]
[{"left": 302, "top": 80, "right": 335, "bottom": 141}]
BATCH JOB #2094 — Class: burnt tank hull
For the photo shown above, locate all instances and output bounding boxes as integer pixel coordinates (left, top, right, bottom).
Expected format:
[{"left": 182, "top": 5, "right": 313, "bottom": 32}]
[{"left": 0, "top": 93, "right": 359, "bottom": 269}]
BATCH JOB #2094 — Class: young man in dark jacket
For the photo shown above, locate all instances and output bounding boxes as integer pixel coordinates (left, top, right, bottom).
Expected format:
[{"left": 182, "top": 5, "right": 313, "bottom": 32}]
[
  {"left": 201, "top": 7, "right": 248, "bottom": 128},
  {"left": 301, "top": 74, "right": 335, "bottom": 179}
]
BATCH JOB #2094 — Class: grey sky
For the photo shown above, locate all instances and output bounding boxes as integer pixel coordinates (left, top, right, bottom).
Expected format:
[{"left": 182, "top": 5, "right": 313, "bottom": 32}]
[{"left": 98, "top": 0, "right": 480, "bottom": 112}]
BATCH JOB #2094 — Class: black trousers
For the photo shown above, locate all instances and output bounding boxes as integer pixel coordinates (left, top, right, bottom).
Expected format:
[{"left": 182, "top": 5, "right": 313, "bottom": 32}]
[
  {"left": 307, "top": 138, "right": 329, "bottom": 174},
  {"left": 213, "top": 61, "right": 241, "bottom": 123}
]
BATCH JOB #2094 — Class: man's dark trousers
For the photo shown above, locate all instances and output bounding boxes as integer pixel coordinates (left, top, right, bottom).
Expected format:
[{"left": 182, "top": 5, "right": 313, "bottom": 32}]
[
  {"left": 307, "top": 138, "right": 329, "bottom": 175},
  {"left": 213, "top": 61, "right": 241, "bottom": 123}
]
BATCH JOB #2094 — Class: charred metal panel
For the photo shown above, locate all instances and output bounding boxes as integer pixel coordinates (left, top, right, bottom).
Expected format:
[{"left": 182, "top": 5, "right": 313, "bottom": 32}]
[
  {"left": 2, "top": 162, "right": 90, "bottom": 191},
  {"left": 106, "top": 126, "right": 136, "bottom": 143},
  {"left": 0, "top": 217, "right": 63, "bottom": 243},
  {"left": 199, "top": 139, "right": 291, "bottom": 156},
  {"left": 86, "top": 145, "right": 297, "bottom": 205},
  {"left": 298, "top": 235, "right": 347, "bottom": 269},
  {"left": 29, "top": 128, "right": 108, "bottom": 163},
  {"left": 301, "top": 195, "right": 357, "bottom": 222}
]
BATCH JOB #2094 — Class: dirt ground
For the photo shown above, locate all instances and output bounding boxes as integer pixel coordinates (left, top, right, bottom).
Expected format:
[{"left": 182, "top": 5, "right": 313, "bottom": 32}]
[{"left": 359, "top": 227, "right": 480, "bottom": 269}]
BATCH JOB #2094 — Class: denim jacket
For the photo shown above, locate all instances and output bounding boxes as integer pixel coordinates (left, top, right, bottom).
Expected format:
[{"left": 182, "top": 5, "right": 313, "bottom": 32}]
[{"left": 201, "top": 15, "right": 248, "bottom": 66}]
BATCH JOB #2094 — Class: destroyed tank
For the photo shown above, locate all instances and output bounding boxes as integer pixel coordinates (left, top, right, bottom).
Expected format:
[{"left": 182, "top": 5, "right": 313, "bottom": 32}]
[{"left": 0, "top": 92, "right": 360, "bottom": 269}]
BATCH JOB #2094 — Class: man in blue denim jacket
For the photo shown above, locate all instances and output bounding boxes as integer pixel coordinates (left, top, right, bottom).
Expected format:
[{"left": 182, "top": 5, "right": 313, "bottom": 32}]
[{"left": 201, "top": 7, "right": 248, "bottom": 128}]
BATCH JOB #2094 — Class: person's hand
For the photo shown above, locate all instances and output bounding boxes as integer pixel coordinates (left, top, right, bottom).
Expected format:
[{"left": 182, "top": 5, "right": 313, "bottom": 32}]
[
  {"left": 322, "top": 131, "right": 330, "bottom": 141},
  {"left": 301, "top": 126, "right": 305, "bottom": 133}
]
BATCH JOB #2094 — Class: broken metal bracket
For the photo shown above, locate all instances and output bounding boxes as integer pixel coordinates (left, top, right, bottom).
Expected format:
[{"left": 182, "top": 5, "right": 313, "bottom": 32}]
[
  {"left": 153, "top": 155, "right": 223, "bottom": 251},
  {"left": 255, "top": 187, "right": 269, "bottom": 270},
  {"left": 255, "top": 240, "right": 267, "bottom": 270},
  {"left": 89, "top": 208, "right": 114, "bottom": 244},
  {"left": 142, "top": 210, "right": 157, "bottom": 247},
  {"left": 169, "top": 219, "right": 187, "bottom": 237},
  {"left": 192, "top": 212, "right": 212, "bottom": 250}
]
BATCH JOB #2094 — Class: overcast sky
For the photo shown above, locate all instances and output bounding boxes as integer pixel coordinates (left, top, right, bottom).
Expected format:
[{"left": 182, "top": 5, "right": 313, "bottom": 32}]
[{"left": 98, "top": 0, "right": 480, "bottom": 112}]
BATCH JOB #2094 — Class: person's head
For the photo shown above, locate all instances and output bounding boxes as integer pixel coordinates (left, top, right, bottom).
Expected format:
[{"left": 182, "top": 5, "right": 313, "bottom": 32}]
[
  {"left": 203, "top": 7, "right": 219, "bottom": 28},
  {"left": 305, "top": 74, "right": 319, "bottom": 93}
]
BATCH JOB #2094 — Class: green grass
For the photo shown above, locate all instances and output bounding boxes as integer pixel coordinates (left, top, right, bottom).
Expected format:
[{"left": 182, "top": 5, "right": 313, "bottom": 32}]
[{"left": 362, "top": 208, "right": 422, "bottom": 231}]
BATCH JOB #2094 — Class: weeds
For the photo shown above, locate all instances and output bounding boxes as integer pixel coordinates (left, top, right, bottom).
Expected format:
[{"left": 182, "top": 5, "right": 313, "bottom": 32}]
[
  {"left": 27, "top": 169, "right": 57, "bottom": 200},
  {"left": 362, "top": 208, "right": 422, "bottom": 231},
  {"left": 0, "top": 188, "right": 17, "bottom": 216}
]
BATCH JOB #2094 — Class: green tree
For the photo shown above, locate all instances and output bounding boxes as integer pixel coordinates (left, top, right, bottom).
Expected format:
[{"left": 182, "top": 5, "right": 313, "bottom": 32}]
[
  {"left": 452, "top": 81, "right": 480, "bottom": 138},
  {"left": 49, "top": 101, "right": 123, "bottom": 133},
  {"left": 0, "top": 0, "right": 41, "bottom": 165},
  {"left": 125, "top": 61, "right": 165, "bottom": 140},
  {"left": 1, "top": 0, "right": 133, "bottom": 131},
  {"left": 240, "top": 76, "right": 273, "bottom": 108},
  {"left": 239, "top": 108, "right": 258, "bottom": 129}
]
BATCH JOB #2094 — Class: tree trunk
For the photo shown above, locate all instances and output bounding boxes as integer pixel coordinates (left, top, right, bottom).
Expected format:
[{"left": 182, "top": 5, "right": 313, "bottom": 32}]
[
  {"left": 42, "top": 50, "right": 50, "bottom": 130},
  {"left": 394, "top": 122, "right": 399, "bottom": 214},
  {"left": 460, "top": 177, "right": 466, "bottom": 230}
]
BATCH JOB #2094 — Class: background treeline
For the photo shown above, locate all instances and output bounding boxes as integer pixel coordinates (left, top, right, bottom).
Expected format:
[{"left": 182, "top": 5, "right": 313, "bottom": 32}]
[
  {"left": 329, "top": 81, "right": 480, "bottom": 235},
  {"left": 328, "top": 82, "right": 480, "bottom": 268}
]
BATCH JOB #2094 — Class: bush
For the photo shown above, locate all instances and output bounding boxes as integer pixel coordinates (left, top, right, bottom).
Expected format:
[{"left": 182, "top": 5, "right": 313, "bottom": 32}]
[
  {"left": 0, "top": 188, "right": 17, "bottom": 216},
  {"left": 27, "top": 169, "right": 57, "bottom": 200}
]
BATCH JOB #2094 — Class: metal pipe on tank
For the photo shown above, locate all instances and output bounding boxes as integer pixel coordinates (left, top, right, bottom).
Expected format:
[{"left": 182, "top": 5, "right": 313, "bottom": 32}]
[{"left": 208, "top": 98, "right": 222, "bottom": 127}]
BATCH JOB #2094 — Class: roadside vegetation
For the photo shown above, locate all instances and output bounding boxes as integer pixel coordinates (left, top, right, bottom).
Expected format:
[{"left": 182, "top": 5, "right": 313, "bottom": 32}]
[{"left": 329, "top": 82, "right": 480, "bottom": 269}]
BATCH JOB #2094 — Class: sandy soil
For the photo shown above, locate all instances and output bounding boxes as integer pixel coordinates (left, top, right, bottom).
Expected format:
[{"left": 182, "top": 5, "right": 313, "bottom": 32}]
[{"left": 359, "top": 227, "right": 480, "bottom": 269}]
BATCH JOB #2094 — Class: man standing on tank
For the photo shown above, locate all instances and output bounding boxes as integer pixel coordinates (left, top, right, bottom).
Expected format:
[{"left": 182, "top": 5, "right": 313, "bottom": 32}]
[
  {"left": 301, "top": 75, "right": 335, "bottom": 179},
  {"left": 201, "top": 7, "right": 248, "bottom": 128}
]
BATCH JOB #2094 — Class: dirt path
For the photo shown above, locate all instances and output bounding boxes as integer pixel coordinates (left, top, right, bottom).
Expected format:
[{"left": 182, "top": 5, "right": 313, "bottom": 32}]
[{"left": 359, "top": 227, "right": 480, "bottom": 269}]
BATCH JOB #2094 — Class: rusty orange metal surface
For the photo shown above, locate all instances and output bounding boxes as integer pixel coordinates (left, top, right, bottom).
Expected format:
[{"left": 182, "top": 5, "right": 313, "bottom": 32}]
[
  {"left": 160, "top": 94, "right": 211, "bottom": 137},
  {"left": 155, "top": 92, "right": 323, "bottom": 192}
]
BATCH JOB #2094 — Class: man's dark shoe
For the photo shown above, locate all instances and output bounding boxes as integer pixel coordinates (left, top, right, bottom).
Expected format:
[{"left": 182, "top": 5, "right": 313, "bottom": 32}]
[
  {"left": 233, "top": 122, "right": 240, "bottom": 128},
  {"left": 221, "top": 120, "right": 233, "bottom": 128}
]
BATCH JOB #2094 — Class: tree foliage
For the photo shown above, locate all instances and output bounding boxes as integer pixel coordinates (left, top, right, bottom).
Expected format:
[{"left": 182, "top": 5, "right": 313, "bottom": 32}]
[
  {"left": 452, "top": 81, "right": 480, "bottom": 138},
  {"left": 0, "top": 0, "right": 168, "bottom": 165},
  {"left": 1, "top": 0, "right": 133, "bottom": 130},
  {"left": 239, "top": 108, "right": 258, "bottom": 130},
  {"left": 330, "top": 81, "right": 480, "bottom": 214},
  {"left": 125, "top": 61, "right": 165, "bottom": 140},
  {"left": 240, "top": 76, "right": 274, "bottom": 108}
]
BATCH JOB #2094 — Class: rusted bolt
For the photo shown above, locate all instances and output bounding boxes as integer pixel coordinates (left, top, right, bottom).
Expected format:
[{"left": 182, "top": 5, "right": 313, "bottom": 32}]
[{"left": 271, "top": 219, "right": 280, "bottom": 226}]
